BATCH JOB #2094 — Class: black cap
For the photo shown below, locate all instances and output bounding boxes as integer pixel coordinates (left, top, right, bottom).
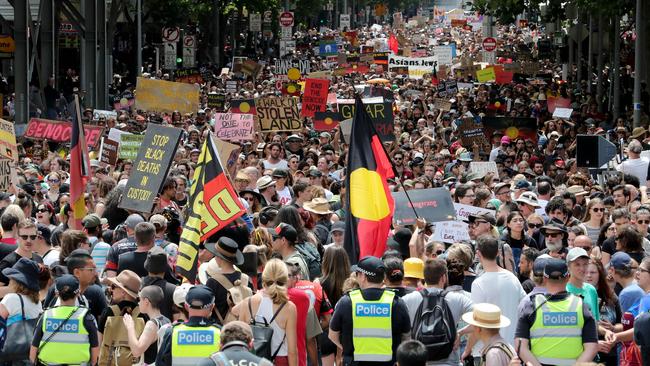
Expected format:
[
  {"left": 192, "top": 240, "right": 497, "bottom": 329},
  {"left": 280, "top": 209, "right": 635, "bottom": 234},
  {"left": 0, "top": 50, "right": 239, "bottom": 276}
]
[
  {"left": 540, "top": 222, "right": 568, "bottom": 235},
  {"left": 36, "top": 224, "right": 51, "bottom": 245},
  {"left": 55, "top": 274, "right": 80, "bottom": 294},
  {"left": 144, "top": 246, "right": 169, "bottom": 274},
  {"left": 186, "top": 285, "right": 215, "bottom": 309},
  {"left": 352, "top": 256, "right": 385, "bottom": 278},
  {"left": 272, "top": 223, "right": 298, "bottom": 243},
  {"left": 272, "top": 169, "right": 289, "bottom": 178},
  {"left": 544, "top": 258, "right": 569, "bottom": 280},
  {"left": 468, "top": 212, "right": 496, "bottom": 226},
  {"left": 205, "top": 237, "right": 244, "bottom": 265},
  {"left": 308, "top": 169, "right": 322, "bottom": 178}
]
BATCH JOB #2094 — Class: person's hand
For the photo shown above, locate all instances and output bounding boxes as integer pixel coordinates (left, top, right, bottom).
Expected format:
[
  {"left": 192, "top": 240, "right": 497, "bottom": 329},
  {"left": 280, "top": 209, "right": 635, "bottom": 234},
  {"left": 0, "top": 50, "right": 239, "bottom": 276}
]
[
  {"left": 605, "top": 330, "right": 617, "bottom": 343},
  {"left": 460, "top": 348, "right": 471, "bottom": 362},
  {"left": 123, "top": 313, "right": 134, "bottom": 330},
  {"left": 599, "top": 320, "right": 614, "bottom": 331},
  {"left": 453, "top": 333, "right": 461, "bottom": 351},
  {"left": 508, "top": 355, "right": 533, "bottom": 366},
  {"left": 416, "top": 217, "right": 427, "bottom": 230},
  {"left": 598, "top": 340, "right": 613, "bottom": 353}
]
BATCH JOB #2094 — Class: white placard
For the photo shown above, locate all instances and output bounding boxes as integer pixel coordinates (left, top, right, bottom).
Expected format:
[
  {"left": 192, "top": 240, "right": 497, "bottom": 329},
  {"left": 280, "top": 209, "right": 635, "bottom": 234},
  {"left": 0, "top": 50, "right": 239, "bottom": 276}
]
[
  {"left": 281, "top": 26, "right": 293, "bottom": 40},
  {"left": 469, "top": 161, "right": 498, "bottom": 177},
  {"left": 482, "top": 50, "right": 496, "bottom": 64},
  {"left": 432, "top": 221, "right": 471, "bottom": 243},
  {"left": 453, "top": 203, "right": 496, "bottom": 222},
  {"left": 553, "top": 107, "right": 573, "bottom": 119},
  {"left": 340, "top": 14, "right": 351, "bottom": 30},
  {"left": 434, "top": 45, "right": 453, "bottom": 65},
  {"left": 93, "top": 109, "right": 117, "bottom": 121},
  {"left": 164, "top": 41, "right": 177, "bottom": 70},
  {"left": 279, "top": 40, "right": 296, "bottom": 57}
]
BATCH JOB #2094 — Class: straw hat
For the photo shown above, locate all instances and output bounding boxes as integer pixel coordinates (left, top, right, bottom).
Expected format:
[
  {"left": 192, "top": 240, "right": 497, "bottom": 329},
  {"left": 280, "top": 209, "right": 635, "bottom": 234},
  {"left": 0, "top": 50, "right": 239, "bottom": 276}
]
[
  {"left": 303, "top": 197, "right": 333, "bottom": 215},
  {"left": 103, "top": 270, "right": 141, "bottom": 299},
  {"left": 461, "top": 303, "right": 511, "bottom": 329}
]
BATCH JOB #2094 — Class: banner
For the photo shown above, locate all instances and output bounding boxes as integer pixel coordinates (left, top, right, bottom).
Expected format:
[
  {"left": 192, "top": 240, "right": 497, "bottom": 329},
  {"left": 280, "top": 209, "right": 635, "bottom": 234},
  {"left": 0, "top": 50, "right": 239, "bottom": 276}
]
[
  {"left": 0, "top": 158, "right": 12, "bottom": 191},
  {"left": 213, "top": 113, "right": 255, "bottom": 141},
  {"left": 207, "top": 93, "right": 226, "bottom": 111},
  {"left": 25, "top": 118, "right": 103, "bottom": 147},
  {"left": 388, "top": 55, "right": 437, "bottom": 69},
  {"left": 174, "top": 68, "right": 203, "bottom": 84},
  {"left": 432, "top": 221, "right": 471, "bottom": 243},
  {"left": 481, "top": 116, "right": 538, "bottom": 144},
  {"left": 338, "top": 101, "right": 394, "bottom": 142},
  {"left": 0, "top": 119, "right": 18, "bottom": 161},
  {"left": 433, "top": 45, "right": 453, "bottom": 65},
  {"left": 118, "top": 134, "right": 145, "bottom": 160},
  {"left": 112, "top": 90, "right": 135, "bottom": 111},
  {"left": 135, "top": 77, "right": 200, "bottom": 115},
  {"left": 469, "top": 161, "right": 498, "bottom": 177},
  {"left": 100, "top": 138, "right": 119, "bottom": 166},
  {"left": 301, "top": 78, "right": 330, "bottom": 117},
  {"left": 454, "top": 203, "right": 496, "bottom": 222},
  {"left": 118, "top": 125, "right": 183, "bottom": 213},
  {"left": 92, "top": 109, "right": 117, "bottom": 121},
  {"left": 255, "top": 97, "right": 302, "bottom": 132},
  {"left": 392, "top": 188, "right": 456, "bottom": 225},
  {"left": 274, "top": 59, "right": 310, "bottom": 76}
]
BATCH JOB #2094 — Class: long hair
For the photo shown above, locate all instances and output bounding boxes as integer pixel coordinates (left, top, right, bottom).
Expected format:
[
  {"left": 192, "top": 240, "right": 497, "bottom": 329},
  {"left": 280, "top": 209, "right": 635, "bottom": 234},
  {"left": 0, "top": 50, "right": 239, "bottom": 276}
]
[
  {"left": 321, "top": 246, "right": 350, "bottom": 305},
  {"left": 262, "top": 259, "right": 289, "bottom": 304},
  {"left": 275, "top": 206, "right": 310, "bottom": 244},
  {"left": 102, "top": 184, "right": 130, "bottom": 229},
  {"left": 583, "top": 198, "right": 606, "bottom": 227},
  {"left": 588, "top": 258, "right": 616, "bottom": 307},
  {"left": 59, "top": 230, "right": 89, "bottom": 263},
  {"left": 10, "top": 279, "right": 40, "bottom": 304}
]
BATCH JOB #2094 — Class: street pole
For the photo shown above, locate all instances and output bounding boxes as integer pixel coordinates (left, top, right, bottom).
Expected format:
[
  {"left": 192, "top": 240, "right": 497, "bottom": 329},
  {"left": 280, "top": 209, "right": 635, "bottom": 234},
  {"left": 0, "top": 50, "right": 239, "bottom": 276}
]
[
  {"left": 596, "top": 14, "right": 604, "bottom": 112},
  {"left": 634, "top": 0, "right": 642, "bottom": 127},
  {"left": 613, "top": 15, "right": 621, "bottom": 119},
  {"left": 137, "top": 0, "right": 142, "bottom": 76},
  {"left": 587, "top": 15, "right": 593, "bottom": 93},
  {"left": 576, "top": 11, "right": 582, "bottom": 92}
]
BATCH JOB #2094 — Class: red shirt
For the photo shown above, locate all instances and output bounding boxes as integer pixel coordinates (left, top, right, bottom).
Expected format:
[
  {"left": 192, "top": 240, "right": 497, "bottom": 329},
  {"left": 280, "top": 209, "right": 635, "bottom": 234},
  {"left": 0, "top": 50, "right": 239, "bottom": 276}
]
[
  {"left": 0, "top": 238, "right": 16, "bottom": 245},
  {"left": 288, "top": 288, "right": 309, "bottom": 366},
  {"left": 294, "top": 280, "right": 333, "bottom": 317}
]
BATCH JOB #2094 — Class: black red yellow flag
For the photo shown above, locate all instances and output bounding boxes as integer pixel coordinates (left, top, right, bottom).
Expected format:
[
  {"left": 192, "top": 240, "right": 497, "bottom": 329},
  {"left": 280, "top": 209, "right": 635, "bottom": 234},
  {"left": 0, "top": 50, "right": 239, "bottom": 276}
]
[
  {"left": 313, "top": 111, "right": 341, "bottom": 131},
  {"left": 229, "top": 99, "right": 256, "bottom": 115},
  {"left": 344, "top": 97, "right": 395, "bottom": 263},
  {"left": 176, "top": 133, "right": 245, "bottom": 282}
]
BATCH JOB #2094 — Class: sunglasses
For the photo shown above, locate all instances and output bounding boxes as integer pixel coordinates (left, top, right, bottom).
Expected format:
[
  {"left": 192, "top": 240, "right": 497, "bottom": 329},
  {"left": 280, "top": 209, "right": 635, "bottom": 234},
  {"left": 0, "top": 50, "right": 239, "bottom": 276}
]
[
  {"left": 243, "top": 196, "right": 255, "bottom": 201},
  {"left": 591, "top": 208, "right": 605, "bottom": 212},
  {"left": 36, "top": 208, "right": 49, "bottom": 213},
  {"left": 435, "top": 250, "right": 444, "bottom": 255},
  {"left": 528, "top": 223, "right": 543, "bottom": 229},
  {"left": 48, "top": 179, "right": 60, "bottom": 183},
  {"left": 19, "top": 234, "right": 37, "bottom": 240},
  {"left": 638, "top": 220, "right": 650, "bottom": 225},
  {"left": 546, "top": 232, "right": 563, "bottom": 238}
]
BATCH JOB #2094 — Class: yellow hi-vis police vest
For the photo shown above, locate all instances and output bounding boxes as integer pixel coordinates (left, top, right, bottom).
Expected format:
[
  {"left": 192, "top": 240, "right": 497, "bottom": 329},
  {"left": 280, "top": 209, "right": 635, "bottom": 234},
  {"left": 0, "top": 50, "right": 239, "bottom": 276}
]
[
  {"left": 349, "top": 289, "right": 395, "bottom": 362},
  {"left": 38, "top": 306, "right": 90, "bottom": 365},
  {"left": 530, "top": 293, "right": 584, "bottom": 366},
  {"left": 171, "top": 323, "right": 221, "bottom": 366}
]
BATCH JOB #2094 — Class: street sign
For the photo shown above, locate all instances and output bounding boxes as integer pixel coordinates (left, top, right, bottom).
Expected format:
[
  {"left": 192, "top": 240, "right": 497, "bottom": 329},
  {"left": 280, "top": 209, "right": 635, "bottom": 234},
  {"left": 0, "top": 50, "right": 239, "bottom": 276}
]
[
  {"left": 340, "top": 14, "right": 350, "bottom": 30},
  {"left": 279, "top": 11, "right": 294, "bottom": 27},
  {"left": 263, "top": 11, "right": 272, "bottom": 23},
  {"left": 280, "top": 40, "right": 296, "bottom": 57},
  {"left": 164, "top": 41, "right": 177, "bottom": 70},
  {"left": 162, "top": 27, "right": 180, "bottom": 42},
  {"left": 483, "top": 37, "right": 497, "bottom": 52},
  {"left": 0, "top": 35, "right": 15, "bottom": 53},
  {"left": 281, "top": 26, "right": 292, "bottom": 40},
  {"left": 183, "top": 35, "right": 195, "bottom": 48},
  {"left": 250, "top": 13, "right": 262, "bottom": 32}
]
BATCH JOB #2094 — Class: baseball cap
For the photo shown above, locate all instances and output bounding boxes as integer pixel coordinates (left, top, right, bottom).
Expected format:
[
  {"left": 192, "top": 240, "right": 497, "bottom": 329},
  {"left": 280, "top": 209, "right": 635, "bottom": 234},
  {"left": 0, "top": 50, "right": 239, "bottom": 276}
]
[
  {"left": 330, "top": 221, "right": 345, "bottom": 233},
  {"left": 125, "top": 214, "right": 145, "bottom": 229},
  {"left": 533, "top": 254, "right": 553, "bottom": 276},
  {"left": 82, "top": 214, "right": 102, "bottom": 229},
  {"left": 272, "top": 223, "right": 298, "bottom": 242},
  {"left": 609, "top": 252, "right": 633, "bottom": 270},
  {"left": 468, "top": 212, "right": 496, "bottom": 226},
  {"left": 566, "top": 247, "right": 590, "bottom": 263},
  {"left": 544, "top": 258, "right": 569, "bottom": 279},
  {"left": 173, "top": 283, "right": 193, "bottom": 307},
  {"left": 186, "top": 285, "right": 215, "bottom": 309},
  {"left": 352, "top": 256, "right": 385, "bottom": 278},
  {"left": 501, "top": 136, "right": 511, "bottom": 145},
  {"left": 36, "top": 224, "right": 51, "bottom": 244},
  {"left": 55, "top": 274, "right": 80, "bottom": 295},
  {"left": 149, "top": 214, "right": 168, "bottom": 228}
]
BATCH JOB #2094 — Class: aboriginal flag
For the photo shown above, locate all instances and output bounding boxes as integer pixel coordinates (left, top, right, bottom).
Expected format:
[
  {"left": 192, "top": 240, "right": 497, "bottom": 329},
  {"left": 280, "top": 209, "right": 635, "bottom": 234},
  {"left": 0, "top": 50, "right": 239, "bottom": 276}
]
[
  {"left": 313, "top": 111, "right": 341, "bottom": 131},
  {"left": 344, "top": 97, "right": 395, "bottom": 263},
  {"left": 69, "top": 96, "right": 90, "bottom": 230},
  {"left": 229, "top": 99, "right": 256, "bottom": 115},
  {"left": 176, "top": 133, "right": 245, "bottom": 282}
]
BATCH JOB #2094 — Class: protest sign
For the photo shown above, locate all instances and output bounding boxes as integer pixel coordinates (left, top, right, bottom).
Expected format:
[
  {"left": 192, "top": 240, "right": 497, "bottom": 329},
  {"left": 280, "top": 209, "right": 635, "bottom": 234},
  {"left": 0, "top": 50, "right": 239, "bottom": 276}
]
[
  {"left": 553, "top": 107, "right": 573, "bottom": 119},
  {"left": 226, "top": 80, "right": 239, "bottom": 94},
  {"left": 454, "top": 203, "right": 496, "bottom": 222},
  {"left": 476, "top": 67, "right": 496, "bottom": 82},
  {"left": 469, "top": 161, "right": 498, "bottom": 177},
  {"left": 457, "top": 118, "right": 489, "bottom": 149},
  {"left": 481, "top": 116, "right": 538, "bottom": 144},
  {"left": 256, "top": 97, "right": 302, "bottom": 132},
  {"left": 434, "top": 45, "right": 453, "bottom": 65},
  {"left": 445, "top": 80, "right": 458, "bottom": 95},
  {"left": 432, "top": 221, "right": 471, "bottom": 243},
  {"left": 302, "top": 78, "right": 330, "bottom": 117},
  {"left": 135, "top": 77, "right": 200, "bottom": 115},
  {"left": 241, "top": 59, "right": 262, "bottom": 78},
  {"left": 0, "top": 158, "right": 12, "bottom": 191},
  {"left": 92, "top": 109, "right": 117, "bottom": 121},
  {"left": 214, "top": 136, "right": 241, "bottom": 178},
  {"left": 118, "top": 134, "right": 145, "bottom": 160},
  {"left": 338, "top": 101, "right": 395, "bottom": 142},
  {"left": 100, "top": 138, "right": 119, "bottom": 165},
  {"left": 112, "top": 90, "right": 135, "bottom": 111},
  {"left": 213, "top": 113, "right": 255, "bottom": 141},
  {"left": 173, "top": 68, "right": 203, "bottom": 84},
  {"left": 495, "top": 70, "right": 514, "bottom": 85},
  {"left": 547, "top": 96, "right": 571, "bottom": 113},
  {"left": 207, "top": 93, "right": 226, "bottom": 111},
  {"left": 119, "top": 125, "right": 183, "bottom": 213},
  {"left": 0, "top": 119, "right": 18, "bottom": 161},
  {"left": 25, "top": 118, "right": 103, "bottom": 147},
  {"left": 392, "top": 188, "right": 456, "bottom": 225},
  {"left": 274, "top": 59, "right": 310, "bottom": 76},
  {"left": 434, "top": 98, "right": 452, "bottom": 111}
]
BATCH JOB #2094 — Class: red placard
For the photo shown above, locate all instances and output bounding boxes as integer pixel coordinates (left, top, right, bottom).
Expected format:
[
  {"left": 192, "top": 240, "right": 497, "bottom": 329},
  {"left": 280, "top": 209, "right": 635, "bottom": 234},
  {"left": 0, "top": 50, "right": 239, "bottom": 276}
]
[
  {"left": 495, "top": 70, "right": 514, "bottom": 85},
  {"left": 301, "top": 78, "right": 330, "bottom": 117},
  {"left": 25, "top": 118, "right": 104, "bottom": 147}
]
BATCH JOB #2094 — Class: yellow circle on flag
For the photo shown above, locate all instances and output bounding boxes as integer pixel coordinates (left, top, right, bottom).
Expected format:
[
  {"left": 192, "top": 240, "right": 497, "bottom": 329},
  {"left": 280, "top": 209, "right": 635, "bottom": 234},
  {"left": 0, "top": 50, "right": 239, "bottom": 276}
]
[
  {"left": 494, "top": 101, "right": 501, "bottom": 108},
  {"left": 505, "top": 126, "right": 519, "bottom": 139},
  {"left": 287, "top": 84, "right": 297, "bottom": 94},
  {"left": 287, "top": 68, "right": 301, "bottom": 81},
  {"left": 349, "top": 168, "right": 390, "bottom": 220},
  {"left": 239, "top": 102, "right": 251, "bottom": 113},
  {"left": 120, "top": 97, "right": 128, "bottom": 106},
  {"left": 324, "top": 117, "right": 333, "bottom": 125}
]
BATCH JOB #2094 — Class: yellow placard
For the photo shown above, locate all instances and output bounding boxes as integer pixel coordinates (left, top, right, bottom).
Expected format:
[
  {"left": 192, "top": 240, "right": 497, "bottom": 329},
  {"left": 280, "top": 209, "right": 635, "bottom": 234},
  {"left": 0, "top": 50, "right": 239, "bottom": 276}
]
[
  {"left": 0, "top": 36, "right": 15, "bottom": 53},
  {"left": 476, "top": 67, "right": 496, "bottom": 83},
  {"left": 134, "top": 77, "right": 200, "bottom": 115}
]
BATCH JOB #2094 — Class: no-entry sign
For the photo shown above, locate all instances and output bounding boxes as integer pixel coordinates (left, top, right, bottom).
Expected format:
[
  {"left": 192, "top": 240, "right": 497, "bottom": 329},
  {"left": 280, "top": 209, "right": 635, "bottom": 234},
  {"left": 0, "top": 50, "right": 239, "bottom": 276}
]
[
  {"left": 483, "top": 37, "right": 497, "bottom": 52},
  {"left": 280, "top": 12, "right": 294, "bottom": 27}
]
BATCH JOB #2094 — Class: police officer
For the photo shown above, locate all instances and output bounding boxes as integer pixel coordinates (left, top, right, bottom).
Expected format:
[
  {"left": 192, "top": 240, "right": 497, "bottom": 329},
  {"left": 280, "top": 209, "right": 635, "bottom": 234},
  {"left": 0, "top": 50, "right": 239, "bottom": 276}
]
[
  {"left": 199, "top": 321, "right": 273, "bottom": 366},
  {"left": 30, "top": 275, "right": 100, "bottom": 365},
  {"left": 329, "top": 256, "right": 411, "bottom": 366},
  {"left": 514, "top": 258, "right": 599, "bottom": 366},
  {"left": 156, "top": 285, "right": 221, "bottom": 366}
]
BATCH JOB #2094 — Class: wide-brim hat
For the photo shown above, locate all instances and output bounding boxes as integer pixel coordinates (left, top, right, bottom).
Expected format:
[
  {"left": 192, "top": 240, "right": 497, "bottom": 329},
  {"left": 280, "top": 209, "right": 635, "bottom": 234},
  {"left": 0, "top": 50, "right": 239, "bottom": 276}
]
[
  {"left": 239, "top": 189, "right": 262, "bottom": 202},
  {"left": 303, "top": 197, "right": 333, "bottom": 215},
  {"left": 566, "top": 185, "right": 588, "bottom": 196},
  {"left": 205, "top": 237, "right": 244, "bottom": 265},
  {"left": 256, "top": 175, "right": 276, "bottom": 190},
  {"left": 103, "top": 270, "right": 141, "bottom": 298},
  {"left": 631, "top": 127, "right": 647, "bottom": 139},
  {"left": 461, "top": 303, "right": 511, "bottom": 329},
  {"left": 2, "top": 258, "right": 40, "bottom": 292}
]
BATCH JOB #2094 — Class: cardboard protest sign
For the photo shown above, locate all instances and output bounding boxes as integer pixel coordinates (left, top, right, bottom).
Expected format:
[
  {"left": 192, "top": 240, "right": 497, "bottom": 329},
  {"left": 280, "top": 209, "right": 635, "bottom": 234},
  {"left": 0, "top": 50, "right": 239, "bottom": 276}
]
[
  {"left": 432, "top": 221, "right": 471, "bottom": 243},
  {"left": 25, "top": 118, "right": 104, "bottom": 147},
  {"left": 481, "top": 116, "right": 538, "bottom": 144},
  {"left": 118, "top": 134, "right": 145, "bottom": 160},
  {"left": 213, "top": 113, "right": 255, "bottom": 141},
  {"left": 0, "top": 119, "right": 18, "bottom": 161},
  {"left": 392, "top": 188, "right": 456, "bottom": 225},
  {"left": 476, "top": 67, "right": 496, "bottom": 83},
  {"left": 454, "top": 203, "right": 496, "bottom": 222},
  {"left": 112, "top": 90, "right": 135, "bottom": 111},
  {"left": 495, "top": 70, "right": 514, "bottom": 85},
  {"left": 433, "top": 98, "right": 452, "bottom": 111},
  {"left": 135, "top": 77, "right": 200, "bottom": 115},
  {"left": 547, "top": 96, "right": 571, "bottom": 113},
  {"left": 0, "top": 158, "right": 13, "bottom": 191},
  {"left": 226, "top": 80, "right": 239, "bottom": 94},
  {"left": 207, "top": 93, "right": 226, "bottom": 111},
  {"left": 457, "top": 118, "right": 489, "bottom": 149},
  {"left": 214, "top": 136, "right": 241, "bottom": 178},
  {"left": 119, "top": 125, "right": 183, "bottom": 213},
  {"left": 553, "top": 107, "right": 573, "bottom": 119},
  {"left": 100, "top": 138, "right": 119, "bottom": 165},
  {"left": 338, "top": 101, "right": 395, "bottom": 142},
  {"left": 434, "top": 45, "right": 453, "bottom": 65},
  {"left": 301, "top": 78, "right": 330, "bottom": 117},
  {"left": 174, "top": 68, "right": 203, "bottom": 84},
  {"left": 241, "top": 59, "right": 262, "bottom": 78},
  {"left": 92, "top": 109, "right": 117, "bottom": 121},
  {"left": 255, "top": 97, "right": 302, "bottom": 132},
  {"left": 469, "top": 161, "right": 499, "bottom": 177}
]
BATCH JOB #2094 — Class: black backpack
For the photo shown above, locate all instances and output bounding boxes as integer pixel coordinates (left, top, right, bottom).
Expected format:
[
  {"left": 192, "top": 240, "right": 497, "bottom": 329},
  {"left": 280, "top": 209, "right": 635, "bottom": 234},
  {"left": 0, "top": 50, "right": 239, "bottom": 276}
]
[
  {"left": 411, "top": 289, "right": 457, "bottom": 361},
  {"left": 295, "top": 243, "right": 321, "bottom": 280}
]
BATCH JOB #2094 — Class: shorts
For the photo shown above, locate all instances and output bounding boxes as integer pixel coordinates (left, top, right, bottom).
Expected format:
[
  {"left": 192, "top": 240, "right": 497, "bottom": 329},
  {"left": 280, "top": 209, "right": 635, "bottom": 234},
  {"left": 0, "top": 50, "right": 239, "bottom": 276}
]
[
  {"left": 320, "top": 332, "right": 337, "bottom": 356},
  {"left": 274, "top": 356, "right": 289, "bottom": 366}
]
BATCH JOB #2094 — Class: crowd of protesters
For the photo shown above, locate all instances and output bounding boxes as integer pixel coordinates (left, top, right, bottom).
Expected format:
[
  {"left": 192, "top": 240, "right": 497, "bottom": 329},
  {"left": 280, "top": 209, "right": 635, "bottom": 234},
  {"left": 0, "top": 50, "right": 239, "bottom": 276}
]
[{"left": 1, "top": 11, "right": 650, "bottom": 366}]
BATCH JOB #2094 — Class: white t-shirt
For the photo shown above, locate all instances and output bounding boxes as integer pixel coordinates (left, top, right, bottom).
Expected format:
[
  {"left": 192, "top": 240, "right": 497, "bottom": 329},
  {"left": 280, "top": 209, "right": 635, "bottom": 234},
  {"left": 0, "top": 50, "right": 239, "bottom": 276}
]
[
  {"left": 0, "top": 293, "right": 42, "bottom": 325},
  {"left": 471, "top": 270, "right": 525, "bottom": 348},
  {"left": 262, "top": 159, "right": 289, "bottom": 170},
  {"left": 42, "top": 248, "right": 60, "bottom": 267},
  {"left": 277, "top": 186, "right": 293, "bottom": 205},
  {"left": 617, "top": 157, "right": 649, "bottom": 184}
]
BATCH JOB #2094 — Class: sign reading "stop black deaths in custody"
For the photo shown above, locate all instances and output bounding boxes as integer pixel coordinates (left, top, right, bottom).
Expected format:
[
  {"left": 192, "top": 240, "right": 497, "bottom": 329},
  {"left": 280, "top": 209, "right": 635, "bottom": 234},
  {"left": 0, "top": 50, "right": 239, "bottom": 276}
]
[{"left": 119, "top": 125, "right": 183, "bottom": 213}]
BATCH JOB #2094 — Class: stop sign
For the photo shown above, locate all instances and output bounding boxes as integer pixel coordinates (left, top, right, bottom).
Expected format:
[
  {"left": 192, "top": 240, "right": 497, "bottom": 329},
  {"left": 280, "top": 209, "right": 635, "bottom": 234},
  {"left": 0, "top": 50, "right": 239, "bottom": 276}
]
[
  {"left": 483, "top": 37, "right": 497, "bottom": 52},
  {"left": 280, "top": 12, "right": 294, "bottom": 27}
]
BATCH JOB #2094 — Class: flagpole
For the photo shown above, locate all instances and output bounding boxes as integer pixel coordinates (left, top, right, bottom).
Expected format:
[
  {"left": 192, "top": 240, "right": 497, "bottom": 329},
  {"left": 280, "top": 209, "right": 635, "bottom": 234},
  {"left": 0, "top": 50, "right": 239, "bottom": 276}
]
[{"left": 353, "top": 94, "right": 420, "bottom": 220}]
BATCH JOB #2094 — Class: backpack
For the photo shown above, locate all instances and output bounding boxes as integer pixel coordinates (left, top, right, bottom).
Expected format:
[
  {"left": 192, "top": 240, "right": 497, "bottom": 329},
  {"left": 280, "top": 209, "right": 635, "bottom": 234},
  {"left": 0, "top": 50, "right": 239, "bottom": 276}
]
[
  {"left": 248, "top": 298, "right": 287, "bottom": 360},
  {"left": 98, "top": 305, "right": 145, "bottom": 366},
  {"left": 411, "top": 289, "right": 457, "bottom": 361},
  {"left": 212, "top": 272, "right": 253, "bottom": 325},
  {"left": 295, "top": 243, "right": 321, "bottom": 280},
  {"left": 480, "top": 342, "right": 514, "bottom": 365}
]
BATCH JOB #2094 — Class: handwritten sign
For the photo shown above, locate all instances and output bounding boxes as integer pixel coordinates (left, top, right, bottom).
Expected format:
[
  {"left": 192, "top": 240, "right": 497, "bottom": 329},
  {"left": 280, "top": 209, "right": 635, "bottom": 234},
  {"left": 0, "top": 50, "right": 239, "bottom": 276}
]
[
  {"left": 119, "top": 125, "right": 183, "bottom": 213},
  {"left": 469, "top": 161, "right": 498, "bottom": 177},
  {"left": 392, "top": 188, "right": 456, "bottom": 225},
  {"left": 301, "top": 78, "right": 330, "bottom": 117},
  {"left": 553, "top": 107, "right": 573, "bottom": 119},
  {"left": 432, "top": 221, "right": 471, "bottom": 243},
  {"left": 118, "top": 134, "right": 145, "bottom": 160},
  {"left": 92, "top": 109, "right": 117, "bottom": 121},
  {"left": 453, "top": 203, "right": 496, "bottom": 222},
  {"left": 207, "top": 93, "right": 226, "bottom": 111},
  {"left": 0, "top": 119, "right": 18, "bottom": 161},
  {"left": 457, "top": 118, "right": 489, "bottom": 149},
  {"left": 476, "top": 67, "right": 496, "bottom": 83},
  {"left": 174, "top": 68, "right": 203, "bottom": 84},
  {"left": 434, "top": 98, "right": 452, "bottom": 111},
  {"left": 100, "top": 138, "right": 119, "bottom": 165},
  {"left": 338, "top": 101, "right": 395, "bottom": 142},
  {"left": 25, "top": 118, "right": 103, "bottom": 147},
  {"left": 135, "top": 77, "right": 200, "bottom": 115},
  {"left": 255, "top": 97, "right": 302, "bottom": 132},
  {"left": 0, "top": 158, "right": 12, "bottom": 191},
  {"left": 213, "top": 113, "right": 255, "bottom": 141}
]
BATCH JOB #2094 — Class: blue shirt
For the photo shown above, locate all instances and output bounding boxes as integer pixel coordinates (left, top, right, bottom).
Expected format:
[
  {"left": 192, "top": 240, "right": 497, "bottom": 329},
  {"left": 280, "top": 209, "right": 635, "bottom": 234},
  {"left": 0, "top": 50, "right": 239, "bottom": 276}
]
[{"left": 620, "top": 283, "right": 646, "bottom": 313}]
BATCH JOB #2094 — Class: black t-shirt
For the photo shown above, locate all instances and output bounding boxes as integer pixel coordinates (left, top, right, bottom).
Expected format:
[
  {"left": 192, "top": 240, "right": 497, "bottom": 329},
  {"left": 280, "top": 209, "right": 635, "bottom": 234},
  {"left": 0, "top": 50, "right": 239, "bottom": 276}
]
[
  {"left": 602, "top": 237, "right": 617, "bottom": 256},
  {"left": 98, "top": 301, "right": 156, "bottom": 364},
  {"left": 117, "top": 251, "right": 148, "bottom": 277},
  {"left": 105, "top": 238, "right": 137, "bottom": 272},
  {"left": 0, "top": 251, "right": 43, "bottom": 284},
  {"left": 142, "top": 276, "right": 177, "bottom": 321},
  {"left": 205, "top": 271, "right": 254, "bottom": 323},
  {"left": 384, "top": 285, "right": 414, "bottom": 298},
  {"left": 0, "top": 243, "right": 15, "bottom": 261},
  {"left": 329, "top": 288, "right": 411, "bottom": 366}
]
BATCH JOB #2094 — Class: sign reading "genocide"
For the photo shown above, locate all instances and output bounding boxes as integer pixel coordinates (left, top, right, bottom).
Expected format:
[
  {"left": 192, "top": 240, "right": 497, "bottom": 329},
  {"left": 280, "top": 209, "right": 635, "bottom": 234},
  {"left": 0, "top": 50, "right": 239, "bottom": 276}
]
[
  {"left": 25, "top": 118, "right": 104, "bottom": 147},
  {"left": 255, "top": 97, "right": 301, "bottom": 132},
  {"left": 338, "top": 101, "right": 395, "bottom": 142},
  {"left": 119, "top": 125, "right": 182, "bottom": 213}
]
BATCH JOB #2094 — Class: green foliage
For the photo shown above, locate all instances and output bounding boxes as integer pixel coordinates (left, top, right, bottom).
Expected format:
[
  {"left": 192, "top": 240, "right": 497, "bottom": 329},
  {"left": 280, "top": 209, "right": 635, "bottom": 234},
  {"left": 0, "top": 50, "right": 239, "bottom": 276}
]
[{"left": 472, "top": 0, "right": 634, "bottom": 24}]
